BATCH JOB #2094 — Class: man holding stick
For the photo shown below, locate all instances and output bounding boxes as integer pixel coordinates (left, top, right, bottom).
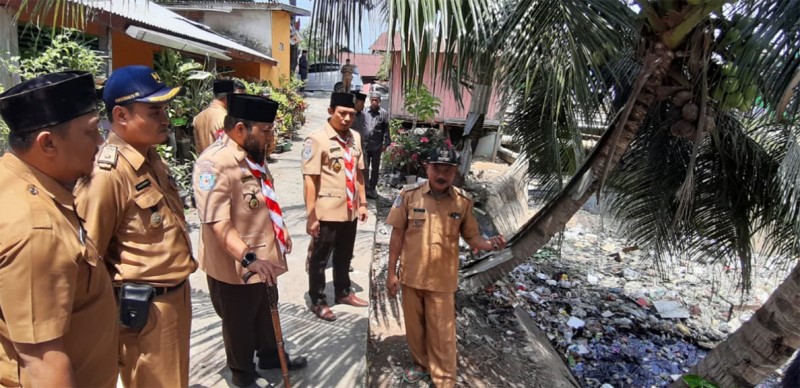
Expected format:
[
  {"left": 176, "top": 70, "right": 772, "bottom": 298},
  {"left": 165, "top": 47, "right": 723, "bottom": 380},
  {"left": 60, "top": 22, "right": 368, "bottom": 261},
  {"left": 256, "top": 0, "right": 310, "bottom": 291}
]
[{"left": 193, "top": 93, "right": 307, "bottom": 387}]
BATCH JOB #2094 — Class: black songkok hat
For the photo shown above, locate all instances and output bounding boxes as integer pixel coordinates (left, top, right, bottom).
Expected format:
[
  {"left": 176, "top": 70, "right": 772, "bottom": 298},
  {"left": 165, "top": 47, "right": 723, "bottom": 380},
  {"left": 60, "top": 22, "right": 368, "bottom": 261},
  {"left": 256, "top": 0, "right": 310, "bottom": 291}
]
[
  {"left": 213, "top": 79, "right": 235, "bottom": 94},
  {"left": 330, "top": 92, "right": 355, "bottom": 109},
  {"left": 0, "top": 71, "right": 98, "bottom": 134},
  {"left": 228, "top": 93, "right": 279, "bottom": 123},
  {"left": 352, "top": 91, "right": 367, "bottom": 101}
]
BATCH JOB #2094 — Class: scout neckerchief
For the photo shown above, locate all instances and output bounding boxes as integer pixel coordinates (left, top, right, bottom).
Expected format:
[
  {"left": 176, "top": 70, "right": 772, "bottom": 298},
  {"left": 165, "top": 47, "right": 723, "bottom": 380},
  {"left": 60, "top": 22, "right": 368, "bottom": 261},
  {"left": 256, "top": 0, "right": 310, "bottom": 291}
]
[
  {"left": 245, "top": 158, "right": 288, "bottom": 255},
  {"left": 334, "top": 133, "right": 356, "bottom": 210},
  {"left": 215, "top": 128, "right": 224, "bottom": 141}
]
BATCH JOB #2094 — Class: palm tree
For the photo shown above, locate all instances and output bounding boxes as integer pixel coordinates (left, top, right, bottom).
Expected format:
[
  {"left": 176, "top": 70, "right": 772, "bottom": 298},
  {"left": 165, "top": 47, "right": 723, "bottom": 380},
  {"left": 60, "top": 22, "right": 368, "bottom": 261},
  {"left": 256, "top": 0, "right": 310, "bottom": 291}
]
[{"left": 311, "top": 0, "right": 800, "bottom": 385}]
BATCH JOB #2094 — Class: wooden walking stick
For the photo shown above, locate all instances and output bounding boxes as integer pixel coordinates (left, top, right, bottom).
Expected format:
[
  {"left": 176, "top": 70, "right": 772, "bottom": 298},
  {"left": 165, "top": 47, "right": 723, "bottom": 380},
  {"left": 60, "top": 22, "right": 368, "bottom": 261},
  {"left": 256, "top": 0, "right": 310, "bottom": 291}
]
[{"left": 243, "top": 272, "right": 291, "bottom": 388}]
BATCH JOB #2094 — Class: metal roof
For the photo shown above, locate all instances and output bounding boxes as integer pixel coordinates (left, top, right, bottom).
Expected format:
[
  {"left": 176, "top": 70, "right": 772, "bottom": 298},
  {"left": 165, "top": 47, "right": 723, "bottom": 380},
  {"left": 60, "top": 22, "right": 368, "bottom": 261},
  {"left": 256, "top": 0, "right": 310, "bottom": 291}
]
[
  {"left": 82, "top": 0, "right": 279, "bottom": 64},
  {"left": 159, "top": 1, "right": 311, "bottom": 16}
]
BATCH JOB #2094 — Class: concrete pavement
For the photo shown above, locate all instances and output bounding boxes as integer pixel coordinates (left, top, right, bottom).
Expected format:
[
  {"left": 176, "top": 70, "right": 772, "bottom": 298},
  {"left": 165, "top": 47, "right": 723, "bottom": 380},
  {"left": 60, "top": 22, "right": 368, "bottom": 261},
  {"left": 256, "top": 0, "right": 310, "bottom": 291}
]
[{"left": 186, "top": 94, "right": 376, "bottom": 388}]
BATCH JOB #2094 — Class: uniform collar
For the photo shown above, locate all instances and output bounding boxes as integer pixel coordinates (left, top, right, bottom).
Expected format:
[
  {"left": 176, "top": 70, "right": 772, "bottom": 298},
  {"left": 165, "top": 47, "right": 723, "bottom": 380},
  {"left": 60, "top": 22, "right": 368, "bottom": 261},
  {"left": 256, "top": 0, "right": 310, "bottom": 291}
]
[
  {"left": 421, "top": 181, "right": 457, "bottom": 199},
  {"left": 107, "top": 131, "right": 159, "bottom": 171},
  {"left": 325, "top": 121, "right": 352, "bottom": 142},
  {"left": 210, "top": 99, "right": 227, "bottom": 111},
  {"left": 1, "top": 153, "right": 75, "bottom": 208},
  {"left": 222, "top": 133, "right": 248, "bottom": 162}
]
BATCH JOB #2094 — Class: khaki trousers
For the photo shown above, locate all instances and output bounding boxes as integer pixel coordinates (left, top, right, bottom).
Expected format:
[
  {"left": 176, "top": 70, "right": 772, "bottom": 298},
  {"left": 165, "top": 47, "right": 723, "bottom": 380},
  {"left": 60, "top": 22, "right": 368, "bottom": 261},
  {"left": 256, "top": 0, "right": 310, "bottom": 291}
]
[
  {"left": 401, "top": 285, "right": 457, "bottom": 388},
  {"left": 119, "top": 281, "right": 191, "bottom": 388}
]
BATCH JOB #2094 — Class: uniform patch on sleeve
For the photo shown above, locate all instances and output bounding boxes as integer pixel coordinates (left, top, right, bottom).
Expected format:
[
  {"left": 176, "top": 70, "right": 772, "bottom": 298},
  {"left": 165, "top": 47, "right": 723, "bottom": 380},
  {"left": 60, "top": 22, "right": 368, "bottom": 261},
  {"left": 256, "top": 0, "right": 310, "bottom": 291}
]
[
  {"left": 197, "top": 172, "right": 217, "bottom": 191},
  {"left": 393, "top": 195, "right": 402, "bottom": 208},
  {"left": 302, "top": 145, "right": 314, "bottom": 160}
]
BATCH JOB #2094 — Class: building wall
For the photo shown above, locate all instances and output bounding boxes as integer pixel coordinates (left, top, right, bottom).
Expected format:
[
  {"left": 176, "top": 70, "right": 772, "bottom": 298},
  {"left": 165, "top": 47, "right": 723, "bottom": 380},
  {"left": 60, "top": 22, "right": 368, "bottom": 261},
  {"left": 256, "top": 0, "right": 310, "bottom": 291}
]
[
  {"left": 111, "top": 30, "right": 159, "bottom": 70},
  {"left": 388, "top": 52, "right": 501, "bottom": 123},
  {"left": 203, "top": 10, "right": 272, "bottom": 57},
  {"left": 269, "top": 10, "right": 291, "bottom": 85}
]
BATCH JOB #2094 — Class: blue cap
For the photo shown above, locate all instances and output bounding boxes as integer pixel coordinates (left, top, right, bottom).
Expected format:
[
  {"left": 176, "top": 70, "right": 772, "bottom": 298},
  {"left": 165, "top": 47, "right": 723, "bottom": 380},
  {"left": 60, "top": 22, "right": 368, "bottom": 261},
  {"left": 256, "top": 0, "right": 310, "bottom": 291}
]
[{"left": 102, "top": 65, "right": 182, "bottom": 109}]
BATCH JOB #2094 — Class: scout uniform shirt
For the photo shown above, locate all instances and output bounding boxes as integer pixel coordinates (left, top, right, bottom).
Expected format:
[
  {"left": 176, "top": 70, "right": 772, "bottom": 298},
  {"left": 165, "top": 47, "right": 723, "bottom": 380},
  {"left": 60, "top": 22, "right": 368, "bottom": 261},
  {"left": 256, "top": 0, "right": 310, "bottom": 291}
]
[
  {"left": 75, "top": 132, "right": 197, "bottom": 287},
  {"left": 0, "top": 153, "right": 118, "bottom": 387},
  {"left": 385, "top": 181, "right": 481, "bottom": 293},
  {"left": 301, "top": 122, "right": 365, "bottom": 222},
  {"left": 193, "top": 135, "right": 289, "bottom": 284},
  {"left": 193, "top": 99, "right": 228, "bottom": 154}
]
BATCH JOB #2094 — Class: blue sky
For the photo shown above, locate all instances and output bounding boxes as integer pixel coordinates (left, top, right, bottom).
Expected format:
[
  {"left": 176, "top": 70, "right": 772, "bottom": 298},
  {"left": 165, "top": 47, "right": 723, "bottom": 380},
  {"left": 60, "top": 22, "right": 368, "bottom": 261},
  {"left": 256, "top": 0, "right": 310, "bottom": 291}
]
[{"left": 290, "top": 0, "right": 386, "bottom": 53}]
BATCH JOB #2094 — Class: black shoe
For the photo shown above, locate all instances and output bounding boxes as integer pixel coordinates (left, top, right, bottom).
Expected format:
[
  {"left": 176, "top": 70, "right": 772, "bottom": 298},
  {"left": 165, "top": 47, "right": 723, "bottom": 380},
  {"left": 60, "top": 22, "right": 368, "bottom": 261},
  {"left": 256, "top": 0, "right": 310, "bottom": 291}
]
[
  {"left": 258, "top": 354, "right": 308, "bottom": 370},
  {"left": 231, "top": 371, "right": 259, "bottom": 387},
  {"left": 366, "top": 190, "right": 378, "bottom": 199},
  {"left": 267, "top": 157, "right": 278, "bottom": 164}
]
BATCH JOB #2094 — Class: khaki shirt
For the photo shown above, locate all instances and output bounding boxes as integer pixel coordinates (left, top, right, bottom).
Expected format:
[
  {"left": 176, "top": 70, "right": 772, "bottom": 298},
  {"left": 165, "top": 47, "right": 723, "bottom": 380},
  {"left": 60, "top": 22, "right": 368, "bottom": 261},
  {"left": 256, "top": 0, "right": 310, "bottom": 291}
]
[
  {"left": 75, "top": 132, "right": 197, "bottom": 287},
  {"left": 0, "top": 154, "right": 118, "bottom": 387},
  {"left": 341, "top": 64, "right": 355, "bottom": 75},
  {"left": 301, "top": 122, "right": 365, "bottom": 222},
  {"left": 193, "top": 136, "right": 288, "bottom": 285},
  {"left": 193, "top": 100, "right": 227, "bottom": 154},
  {"left": 385, "top": 182, "right": 480, "bottom": 293}
]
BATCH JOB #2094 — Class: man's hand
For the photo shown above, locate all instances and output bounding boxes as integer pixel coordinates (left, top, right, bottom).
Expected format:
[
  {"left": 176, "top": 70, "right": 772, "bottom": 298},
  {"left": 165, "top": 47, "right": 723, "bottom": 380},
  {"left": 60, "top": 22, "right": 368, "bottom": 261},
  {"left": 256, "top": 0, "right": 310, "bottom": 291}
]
[
  {"left": 307, "top": 218, "right": 320, "bottom": 238},
  {"left": 489, "top": 235, "right": 507, "bottom": 251},
  {"left": 358, "top": 205, "right": 368, "bottom": 223},
  {"left": 247, "top": 259, "right": 277, "bottom": 285},
  {"left": 285, "top": 235, "right": 293, "bottom": 254},
  {"left": 386, "top": 272, "right": 400, "bottom": 298}
]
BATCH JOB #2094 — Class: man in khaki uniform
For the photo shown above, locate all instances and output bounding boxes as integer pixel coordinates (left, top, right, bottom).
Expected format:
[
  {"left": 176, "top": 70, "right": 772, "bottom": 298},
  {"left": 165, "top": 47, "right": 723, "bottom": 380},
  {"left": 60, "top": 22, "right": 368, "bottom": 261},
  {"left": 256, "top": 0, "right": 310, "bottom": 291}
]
[
  {"left": 341, "top": 59, "right": 355, "bottom": 92},
  {"left": 385, "top": 146, "right": 506, "bottom": 388},
  {"left": 302, "top": 92, "right": 369, "bottom": 321},
  {"left": 0, "top": 71, "right": 118, "bottom": 387},
  {"left": 75, "top": 65, "right": 197, "bottom": 388},
  {"left": 193, "top": 79, "right": 246, "bottom": 154},
  {"left": 193, "top": 93, "right": 308, "bottom": 387}
]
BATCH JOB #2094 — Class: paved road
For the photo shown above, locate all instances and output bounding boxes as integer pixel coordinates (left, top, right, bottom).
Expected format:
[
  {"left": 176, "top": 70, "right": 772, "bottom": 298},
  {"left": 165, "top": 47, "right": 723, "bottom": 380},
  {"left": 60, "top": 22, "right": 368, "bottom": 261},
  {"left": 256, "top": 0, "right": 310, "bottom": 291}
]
[{"left": 186, "top": 95, "right": 376, "bottom": 388}]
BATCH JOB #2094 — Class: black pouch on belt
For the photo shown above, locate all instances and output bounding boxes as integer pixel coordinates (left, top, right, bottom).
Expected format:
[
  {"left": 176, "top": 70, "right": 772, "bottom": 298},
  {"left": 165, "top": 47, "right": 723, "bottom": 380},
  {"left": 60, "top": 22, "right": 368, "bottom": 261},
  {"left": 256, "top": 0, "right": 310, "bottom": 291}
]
[{"left": 118, "top": 283, "right": 155, "bottom": 330}]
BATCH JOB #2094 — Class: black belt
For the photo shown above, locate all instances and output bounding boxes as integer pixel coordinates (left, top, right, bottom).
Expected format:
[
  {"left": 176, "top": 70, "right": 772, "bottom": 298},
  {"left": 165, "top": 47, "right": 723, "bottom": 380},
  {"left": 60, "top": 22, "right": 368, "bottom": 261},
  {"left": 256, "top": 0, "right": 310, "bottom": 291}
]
[{"left": 116, "top": 280, "right": 186, "bottom": 297}]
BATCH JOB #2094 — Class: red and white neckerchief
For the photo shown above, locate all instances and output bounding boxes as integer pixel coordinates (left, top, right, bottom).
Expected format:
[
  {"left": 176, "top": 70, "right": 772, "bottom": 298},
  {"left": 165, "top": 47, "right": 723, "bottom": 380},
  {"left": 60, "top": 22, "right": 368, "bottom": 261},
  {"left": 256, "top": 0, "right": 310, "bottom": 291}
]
[
  {"left": 245, "top": 158, "right": 288, "bottom": 255},
  {"left": 334, "top": 134, "right": 356, "bottom": 210},
  {"left": 215, "top": 128, "right": 224, "bottom": 140}
]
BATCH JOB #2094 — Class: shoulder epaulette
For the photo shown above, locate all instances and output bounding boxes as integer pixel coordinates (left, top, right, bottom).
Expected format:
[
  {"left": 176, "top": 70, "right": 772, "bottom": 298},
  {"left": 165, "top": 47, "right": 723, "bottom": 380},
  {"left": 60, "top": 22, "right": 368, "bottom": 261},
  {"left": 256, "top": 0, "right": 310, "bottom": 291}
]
[
  {"left": 97, "top": 145, "right": 118, "bottom": 170},
  {"left": 454, "top": 186, "right": 472, "bottom": 200}
]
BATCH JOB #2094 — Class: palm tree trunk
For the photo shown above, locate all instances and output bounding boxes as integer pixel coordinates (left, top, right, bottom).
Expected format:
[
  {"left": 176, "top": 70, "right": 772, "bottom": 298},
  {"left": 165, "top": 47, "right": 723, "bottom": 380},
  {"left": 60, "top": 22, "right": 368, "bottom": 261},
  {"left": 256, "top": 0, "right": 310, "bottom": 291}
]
[
  {"left": 673, "top": 263, "right": 800, "bottom": 387},
  {"left": 461, "top": 43, "right": 674, "bottom": 291}
]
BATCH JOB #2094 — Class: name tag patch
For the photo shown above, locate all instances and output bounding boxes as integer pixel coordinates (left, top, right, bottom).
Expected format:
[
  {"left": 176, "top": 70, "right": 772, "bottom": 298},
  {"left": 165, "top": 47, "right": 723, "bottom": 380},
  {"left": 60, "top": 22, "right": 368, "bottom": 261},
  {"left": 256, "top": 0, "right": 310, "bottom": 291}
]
[{"left": 135, "top": 179, "right": 152, "bottom": 191}]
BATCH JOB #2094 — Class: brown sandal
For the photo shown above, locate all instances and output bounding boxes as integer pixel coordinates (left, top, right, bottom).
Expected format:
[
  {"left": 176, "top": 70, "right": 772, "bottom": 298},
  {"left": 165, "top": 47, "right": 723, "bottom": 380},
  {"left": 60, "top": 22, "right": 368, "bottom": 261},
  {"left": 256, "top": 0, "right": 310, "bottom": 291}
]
[{"left": 312, "top": 305, "right": 337, "bottom": 322}]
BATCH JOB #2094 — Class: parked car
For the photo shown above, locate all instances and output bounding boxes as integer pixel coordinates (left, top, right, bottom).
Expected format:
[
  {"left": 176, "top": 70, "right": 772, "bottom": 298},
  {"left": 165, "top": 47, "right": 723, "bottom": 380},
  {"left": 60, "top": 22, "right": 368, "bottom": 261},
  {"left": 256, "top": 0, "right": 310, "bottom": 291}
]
[{"left": 305, "top": 62, "right": 364, "bottom": 92}]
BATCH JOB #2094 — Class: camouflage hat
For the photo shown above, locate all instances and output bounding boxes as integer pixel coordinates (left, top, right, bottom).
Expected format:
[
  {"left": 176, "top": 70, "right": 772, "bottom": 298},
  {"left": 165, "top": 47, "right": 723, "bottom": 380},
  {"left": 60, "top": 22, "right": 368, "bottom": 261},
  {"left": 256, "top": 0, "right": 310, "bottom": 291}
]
[{"left": 426, "top": 146, "right": 459, "bottom": 165}]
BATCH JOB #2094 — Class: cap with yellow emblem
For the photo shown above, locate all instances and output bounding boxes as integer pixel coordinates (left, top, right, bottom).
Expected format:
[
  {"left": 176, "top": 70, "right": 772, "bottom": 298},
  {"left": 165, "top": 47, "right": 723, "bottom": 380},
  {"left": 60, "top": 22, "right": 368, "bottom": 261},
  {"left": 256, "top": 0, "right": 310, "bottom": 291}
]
[{"left": 102, "top": 65, "right": 182, "bottom": 110}]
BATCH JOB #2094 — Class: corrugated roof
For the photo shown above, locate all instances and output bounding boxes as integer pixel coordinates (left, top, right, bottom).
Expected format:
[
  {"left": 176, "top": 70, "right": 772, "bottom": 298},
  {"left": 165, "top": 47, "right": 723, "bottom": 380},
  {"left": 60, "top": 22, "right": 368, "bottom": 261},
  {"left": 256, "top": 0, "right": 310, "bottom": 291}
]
[
  {"left": 82, "top": 0, "right": 278, "bottom": 64},
  {"left": 159, "top": 1, "right": 311, "bottom": 16}
]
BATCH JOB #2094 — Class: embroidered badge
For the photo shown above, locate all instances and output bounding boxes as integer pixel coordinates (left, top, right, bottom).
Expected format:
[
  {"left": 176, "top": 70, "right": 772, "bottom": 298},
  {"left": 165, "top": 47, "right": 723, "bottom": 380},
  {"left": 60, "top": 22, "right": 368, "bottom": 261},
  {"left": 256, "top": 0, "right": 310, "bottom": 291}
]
[
  {"left": 150, "top": 212, "right": 163, "bottom": 227},
  {"left": 249, "top": 197, "right": 260, "bottom": 209},
  {"left": 302, "top": 145, "right": 313, "bottom": 160},
  {"left": 198, "top": 172, "right": 217, "bottom": 191},
  {"left": 393, "top": 195, "right": 402, "bottom": 208},
  {"left": 449, "top": 212, "right": 462, "bottom": 219},
  {"left": 332, "top": 159, "right": 342, "bottom": 173}
]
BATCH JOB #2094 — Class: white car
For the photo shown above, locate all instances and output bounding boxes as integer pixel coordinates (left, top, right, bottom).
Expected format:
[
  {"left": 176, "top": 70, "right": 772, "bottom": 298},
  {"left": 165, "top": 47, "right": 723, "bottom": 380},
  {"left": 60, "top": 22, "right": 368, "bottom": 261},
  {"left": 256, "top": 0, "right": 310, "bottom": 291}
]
[{"left": 305, "top": 62, "right": 364, "bottom": 92}]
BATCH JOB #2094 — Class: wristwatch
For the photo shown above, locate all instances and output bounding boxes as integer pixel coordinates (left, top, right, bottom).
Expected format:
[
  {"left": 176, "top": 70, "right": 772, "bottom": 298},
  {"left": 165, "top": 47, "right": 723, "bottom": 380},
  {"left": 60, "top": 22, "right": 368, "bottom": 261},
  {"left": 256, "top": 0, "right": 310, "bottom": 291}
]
[{"left": 241, "top": 252, "right": 257, "bottom": 268}]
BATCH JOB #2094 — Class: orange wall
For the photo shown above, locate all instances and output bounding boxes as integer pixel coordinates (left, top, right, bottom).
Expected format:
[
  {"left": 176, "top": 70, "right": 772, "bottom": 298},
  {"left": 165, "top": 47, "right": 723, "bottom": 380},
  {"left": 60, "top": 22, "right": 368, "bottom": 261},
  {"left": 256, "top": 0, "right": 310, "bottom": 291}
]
[
  {"left": 219, "top": 60, "right": 274, "bottom": 83},
  {"left": 270, "top": 10, "right": 291, "bottom": 85},
  {"left": 111, "top": 30, "right": 160, "bottom": 70}
]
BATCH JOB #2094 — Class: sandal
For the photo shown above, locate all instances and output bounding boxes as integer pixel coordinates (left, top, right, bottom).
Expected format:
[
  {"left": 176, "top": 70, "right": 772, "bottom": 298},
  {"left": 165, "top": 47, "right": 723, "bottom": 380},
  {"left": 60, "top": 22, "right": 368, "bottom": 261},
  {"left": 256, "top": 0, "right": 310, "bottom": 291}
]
[{"left": 402, "top": 365, "right": 429, "bottom": 383}]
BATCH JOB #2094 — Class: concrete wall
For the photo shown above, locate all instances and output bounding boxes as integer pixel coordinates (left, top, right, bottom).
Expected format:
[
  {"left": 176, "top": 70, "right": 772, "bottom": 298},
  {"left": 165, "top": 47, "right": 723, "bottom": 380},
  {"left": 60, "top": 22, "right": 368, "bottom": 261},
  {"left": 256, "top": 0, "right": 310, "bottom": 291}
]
[
  {"left": 204, "top": 10, "right": 272, "bottom": 56},
  {"left": 269, "top": 10, "right": 290, "bottom": 85},
  {"left": 111, "top": 30, "right": 159, "bottom": 70}
]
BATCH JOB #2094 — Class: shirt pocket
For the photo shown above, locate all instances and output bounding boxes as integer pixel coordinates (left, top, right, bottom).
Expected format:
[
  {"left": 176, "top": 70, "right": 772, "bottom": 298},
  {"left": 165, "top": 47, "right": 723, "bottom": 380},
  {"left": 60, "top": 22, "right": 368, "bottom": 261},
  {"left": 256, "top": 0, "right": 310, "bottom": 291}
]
[
  {"left": 407, "top": 211, "right": 427, "bottom": 233},
  {"left": 319, "top": 187, "right": 345, "bottom": 198},
  {"left": 131, "top": 188, "right": 166, "bottom": 240},
  {"left": 442, "top": 213, "right": 463, "bottom": 238}
]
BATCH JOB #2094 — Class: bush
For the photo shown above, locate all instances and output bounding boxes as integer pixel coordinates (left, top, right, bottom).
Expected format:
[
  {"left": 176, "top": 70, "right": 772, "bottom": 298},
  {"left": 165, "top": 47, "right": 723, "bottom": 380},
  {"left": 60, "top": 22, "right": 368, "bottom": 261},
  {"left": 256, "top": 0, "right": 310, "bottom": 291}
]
[{"left": 383, "top": 125, "right": 449, "bottom": 177}]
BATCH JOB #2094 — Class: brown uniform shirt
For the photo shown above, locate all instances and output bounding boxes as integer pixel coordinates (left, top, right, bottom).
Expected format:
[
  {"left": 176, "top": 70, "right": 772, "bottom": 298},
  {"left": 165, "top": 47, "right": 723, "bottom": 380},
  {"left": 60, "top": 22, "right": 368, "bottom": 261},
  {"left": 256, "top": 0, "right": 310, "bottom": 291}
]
[
  {"left": 193, "top": 136, "right": 288, "bottom": 284},
  {"left": 385, "top": 182, "right": 481, "bottom": 293},
  {"left": 301, "top": 122, "right": 365, "bottom": 222},
  {"left": 75, "top": 132, "right": 197, "bottom": 287},
  {"left": 193, "top": 100, "right": 227, "bottom": 154},
  {"left": 0, "top": 154, "right": 118, "bottom": 387}
]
